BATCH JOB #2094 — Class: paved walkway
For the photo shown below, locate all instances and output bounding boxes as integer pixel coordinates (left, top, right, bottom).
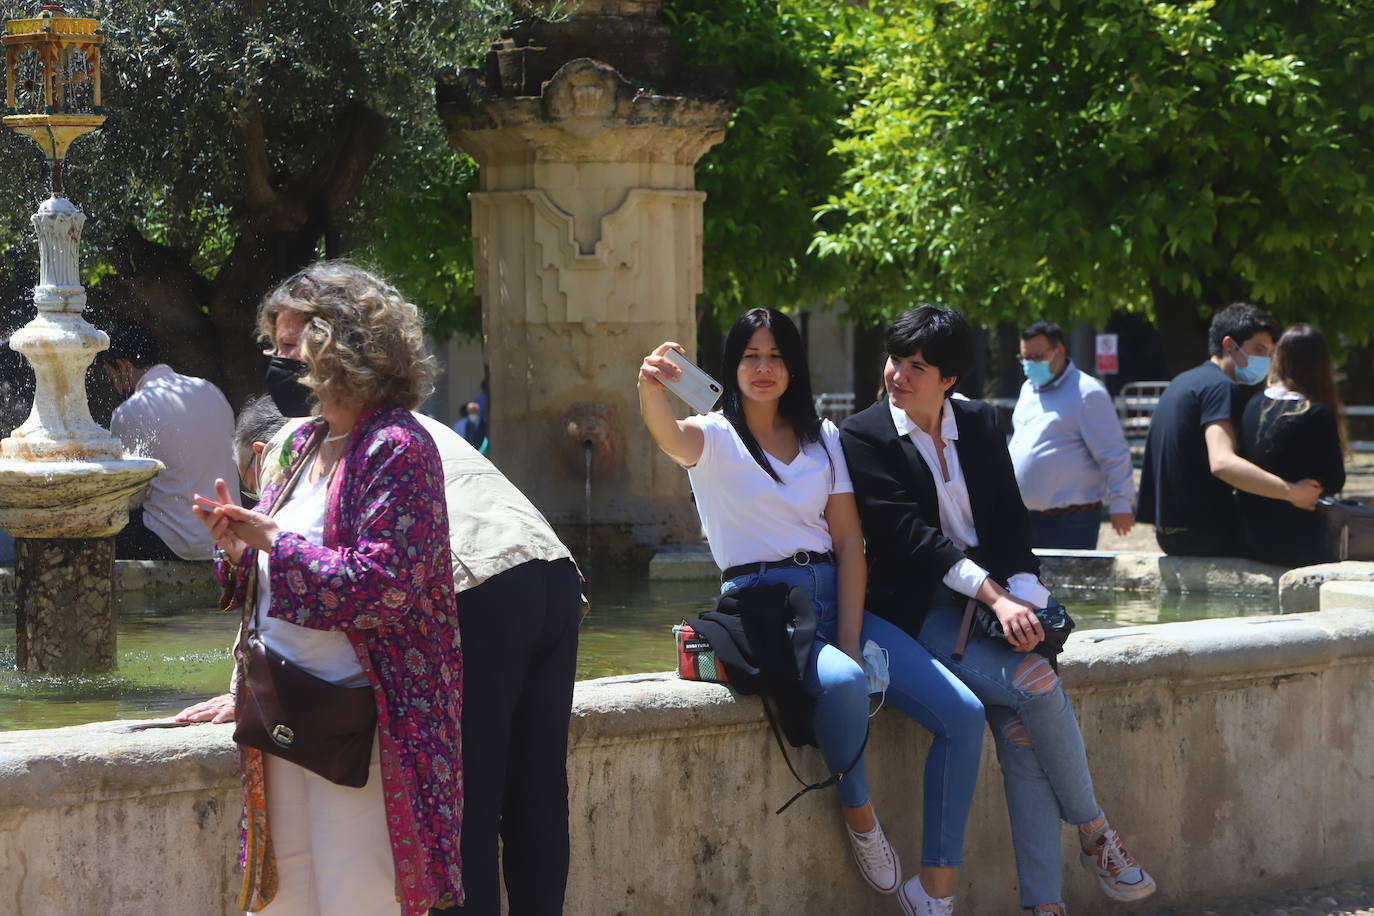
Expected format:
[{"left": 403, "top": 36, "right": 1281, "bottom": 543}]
[{"left": 1138, "top": 877, "right": 1374, "bottom": 916}]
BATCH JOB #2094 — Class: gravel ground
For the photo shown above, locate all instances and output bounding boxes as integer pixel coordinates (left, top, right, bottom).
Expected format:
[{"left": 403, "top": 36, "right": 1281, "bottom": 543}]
[{"left": 1135, "top": 877, "right": 1374, "bottom": 916}]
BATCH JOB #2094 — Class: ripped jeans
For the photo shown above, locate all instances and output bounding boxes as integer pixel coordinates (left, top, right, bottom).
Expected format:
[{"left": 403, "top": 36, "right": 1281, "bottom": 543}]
[{"left": 917, "top": 588, "right": 1103, "bottom": 907}]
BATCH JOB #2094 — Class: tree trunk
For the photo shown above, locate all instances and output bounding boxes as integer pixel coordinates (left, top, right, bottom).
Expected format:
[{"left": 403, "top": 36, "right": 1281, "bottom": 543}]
[
  {"left": 81, "top": 101, "right": 389, "bottom": 409},
  {"left": 851, "top": 320, "right": 886, "bottom": 412},
  {"left": 1150, "top": 279, "right": 1211, "bottom": 378}
]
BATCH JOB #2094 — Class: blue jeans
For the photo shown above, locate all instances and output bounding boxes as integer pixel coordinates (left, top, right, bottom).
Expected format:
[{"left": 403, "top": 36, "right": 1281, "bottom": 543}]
[
  {"left": 917, "top": 588, "right": 1103, "bottom": 906},
  {"left": 1028, "top": 511, "right": 1100, "bottom": 550},
  {"left": 722, "top": 563, "right": 984, "bottom": 867}
]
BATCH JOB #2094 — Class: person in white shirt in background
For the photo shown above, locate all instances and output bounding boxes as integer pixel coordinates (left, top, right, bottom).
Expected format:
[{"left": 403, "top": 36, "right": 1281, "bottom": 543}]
[
  {"left": 98, "top": 321, "right": 237, "bottom": 561},
  {"left": 1009, "top": 321, "right": 1135, "bottom": 550}
]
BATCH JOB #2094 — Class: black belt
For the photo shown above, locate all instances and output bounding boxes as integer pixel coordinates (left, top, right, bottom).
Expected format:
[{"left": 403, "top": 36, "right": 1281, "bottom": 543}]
[
  {"left": 722, "top": 551, "right": 835, "bottom": 583},
  {"left": 1028, "top": 501, "right": 1102, "bottom": 519}
]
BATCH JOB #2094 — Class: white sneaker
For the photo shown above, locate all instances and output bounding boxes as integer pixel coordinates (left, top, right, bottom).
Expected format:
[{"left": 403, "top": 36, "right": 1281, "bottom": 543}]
[
  {"left": 847, "top": 818, "right": 901, "bottom": 894},
  {"left": 1080, "top": 828, "right": 1157, "bottom": 902},
  {"left": 898, "top": 874, "right": 954, "bottom": 915}
]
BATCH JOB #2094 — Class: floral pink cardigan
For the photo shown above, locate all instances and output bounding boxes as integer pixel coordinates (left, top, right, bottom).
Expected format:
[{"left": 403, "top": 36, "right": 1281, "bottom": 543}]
[{"left": 217, "top": 407, "right": 463, "bottom": 914}]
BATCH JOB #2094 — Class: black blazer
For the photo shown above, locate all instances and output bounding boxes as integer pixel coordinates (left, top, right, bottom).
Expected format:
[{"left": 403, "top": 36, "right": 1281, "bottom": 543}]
[{"left": 839, "top": 397, "right": 1038, "bottom": 638}]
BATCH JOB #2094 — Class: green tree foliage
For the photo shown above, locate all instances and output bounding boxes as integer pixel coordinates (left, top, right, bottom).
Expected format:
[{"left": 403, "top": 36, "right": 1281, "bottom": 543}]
[
  {"left": 814, "top": 1, "right": 1374, "bottom": 364},
  {"left": 662, "top": 0, "right": 862, "bottom": 317},
  {"left": 0, "top": 0, "right": 502, "bottom": 399}
]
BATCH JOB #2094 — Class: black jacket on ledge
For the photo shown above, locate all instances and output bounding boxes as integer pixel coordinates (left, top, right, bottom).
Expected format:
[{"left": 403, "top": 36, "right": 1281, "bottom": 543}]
[{"left": 839, "top": 397, "right": 1039, "bottom": 640}]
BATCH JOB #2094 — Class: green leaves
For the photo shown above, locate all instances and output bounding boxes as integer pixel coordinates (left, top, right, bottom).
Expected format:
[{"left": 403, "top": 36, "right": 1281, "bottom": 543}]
[{"left": 813, "top": 0, "right": 1374, "bottom": 339}]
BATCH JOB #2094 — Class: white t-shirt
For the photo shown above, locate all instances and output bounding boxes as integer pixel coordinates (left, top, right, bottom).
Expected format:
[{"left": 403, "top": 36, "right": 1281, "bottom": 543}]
[
  {"left": 684, "top": 412, "right": 852, "bottom": 571},
  {"left": 255, "top": 468, "right": 367, "bottom": 687},
  {"left": 109, "top": 364, "right": 238, "bottom": 560}
]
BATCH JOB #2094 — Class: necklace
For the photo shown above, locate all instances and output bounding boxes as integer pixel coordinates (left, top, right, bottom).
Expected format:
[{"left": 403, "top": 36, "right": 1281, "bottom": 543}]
[{"left": 323, "top": 429, "right": 351, "bottom": 444}]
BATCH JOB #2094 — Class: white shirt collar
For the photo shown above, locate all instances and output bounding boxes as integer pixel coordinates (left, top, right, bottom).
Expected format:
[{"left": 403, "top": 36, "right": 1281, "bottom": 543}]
[
  {"left": 1034, "top": 359, "right": 1076, "bottom": 392},
  {"left": 1264, "top": 382, "right": 1303, "bottom": 401},
  {"left": 889, "top": 397, "right": 960, "bottom": 441}
]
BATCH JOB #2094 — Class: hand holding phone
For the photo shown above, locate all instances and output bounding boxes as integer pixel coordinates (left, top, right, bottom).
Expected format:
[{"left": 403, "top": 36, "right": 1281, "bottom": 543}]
[{"left": 659, "top": 348, "right": 723, "bottom": 414}]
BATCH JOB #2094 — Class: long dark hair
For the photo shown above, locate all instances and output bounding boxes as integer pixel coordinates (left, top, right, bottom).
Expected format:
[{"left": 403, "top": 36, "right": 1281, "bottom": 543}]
[
  {"left": 719, "top": 308, "right": 823, "bottom": 483},
  {"left": 1266, "top": 324, "right": 1349, "bottom": 455}
]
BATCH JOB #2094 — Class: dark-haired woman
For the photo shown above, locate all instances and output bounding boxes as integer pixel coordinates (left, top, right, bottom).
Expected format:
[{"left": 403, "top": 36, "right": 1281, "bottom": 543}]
[
  {"left": 841, "top": 304, "right": 1155, "bottom": 916},
  {"left": 1238, "top": 325, "right": 1348, "bottom": 567},
  {"left": 638, "top": 308, "right": 984, "bottom": 914}
]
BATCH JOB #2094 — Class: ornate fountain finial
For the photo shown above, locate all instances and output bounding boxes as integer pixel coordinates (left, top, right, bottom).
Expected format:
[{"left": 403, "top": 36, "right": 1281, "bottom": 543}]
[
  {"left": 3, "top": 2, "right": 105, "bottom": 192},
  {"left": 0, "top": 3, "right": 161, "bottom": 536}
]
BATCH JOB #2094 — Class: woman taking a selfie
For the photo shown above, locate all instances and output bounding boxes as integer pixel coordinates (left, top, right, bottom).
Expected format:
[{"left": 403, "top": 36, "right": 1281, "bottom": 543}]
[
  {"left": 638, "top": 307, "right": 984, "bottom": 914},
  {"left": 188, "top": 262, "right": 463, "bottom": 916}
]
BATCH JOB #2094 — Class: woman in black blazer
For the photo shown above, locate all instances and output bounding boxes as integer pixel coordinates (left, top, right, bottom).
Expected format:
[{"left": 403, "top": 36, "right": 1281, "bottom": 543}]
[{"left": 840, "top": 306, "right": 1156, "bottom": 916}]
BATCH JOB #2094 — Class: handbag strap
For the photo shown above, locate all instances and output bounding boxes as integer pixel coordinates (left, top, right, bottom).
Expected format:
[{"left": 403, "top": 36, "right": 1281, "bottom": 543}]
[
  {"left": 235, "top": 426, "right": 327, "bottom": 662},
  {"left": 952, "top": 597, "right": 977, "bottom": 661},
  {"left": 765, "top": 693, "right": 870, "bottom": 815}
]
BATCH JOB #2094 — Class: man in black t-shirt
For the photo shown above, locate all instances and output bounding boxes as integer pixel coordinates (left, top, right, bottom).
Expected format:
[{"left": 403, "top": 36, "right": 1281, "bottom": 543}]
[{"left": 1137, "top": 303, "right": 1322, "bottom": 556}]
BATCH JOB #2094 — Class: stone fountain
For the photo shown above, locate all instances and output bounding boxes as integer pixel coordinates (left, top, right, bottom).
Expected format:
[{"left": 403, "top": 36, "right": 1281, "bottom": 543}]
[
  {"left": 0, "top": 5, "right": 161, "bottom": 672},
  {"left": 437, "top": 0, "right": 733, "bottom": 565}
]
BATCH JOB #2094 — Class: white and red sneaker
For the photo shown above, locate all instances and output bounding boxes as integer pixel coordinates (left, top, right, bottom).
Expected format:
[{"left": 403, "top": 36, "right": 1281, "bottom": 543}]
[{"left": 1080, "top": 829, "right": 1156, "bottom": 902}]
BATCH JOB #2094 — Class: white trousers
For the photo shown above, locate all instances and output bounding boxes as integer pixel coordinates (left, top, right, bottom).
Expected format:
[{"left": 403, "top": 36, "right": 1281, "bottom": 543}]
[{"left": 255, "top": 738, "right": 401, "bottom": 916}]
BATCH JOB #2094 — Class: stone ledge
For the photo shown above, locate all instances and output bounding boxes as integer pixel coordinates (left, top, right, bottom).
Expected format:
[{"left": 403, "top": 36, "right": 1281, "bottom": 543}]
[
  {"left": 653, "top": 544, "right": 1293, "bottom": 596},
  {"left": 1, "top": 610, "right": 1374, "bottom": 914},
  {"left": 647, "top": 542, "right": 715, "bottom": 580},
  {"left": 0, "top": 559, "right": 216, "bottom": 604},
  {"left": 1280, "top": 561, "right": 1374, "bottom": 614},
  {"left": 1321, "top": 580, "right": 1374, "bottom": 611}
]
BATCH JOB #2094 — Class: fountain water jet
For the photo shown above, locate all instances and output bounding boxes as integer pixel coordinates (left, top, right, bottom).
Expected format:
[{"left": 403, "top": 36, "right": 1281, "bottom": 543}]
[{"left": 0, "top": 5, "right": 162, "bottom": 672}]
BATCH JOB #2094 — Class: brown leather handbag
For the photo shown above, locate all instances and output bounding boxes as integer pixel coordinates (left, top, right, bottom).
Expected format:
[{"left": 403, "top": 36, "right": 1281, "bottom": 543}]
[
  {"left": 230, "top": 431, "right": 378, "bottom": 788},
  {"left": 233, "top": 633, "right": 376, "bottom": 787}
]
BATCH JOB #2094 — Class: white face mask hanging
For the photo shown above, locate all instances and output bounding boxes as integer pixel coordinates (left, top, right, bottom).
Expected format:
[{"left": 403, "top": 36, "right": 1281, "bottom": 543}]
[{"left": 862, "top": 639, "right": 890, "bottom": 717}]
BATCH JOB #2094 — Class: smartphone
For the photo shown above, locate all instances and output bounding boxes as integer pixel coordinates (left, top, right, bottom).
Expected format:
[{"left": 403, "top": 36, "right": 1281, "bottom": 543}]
[{"left": 660, "top": 348, "right": 723, "bottom": 415}]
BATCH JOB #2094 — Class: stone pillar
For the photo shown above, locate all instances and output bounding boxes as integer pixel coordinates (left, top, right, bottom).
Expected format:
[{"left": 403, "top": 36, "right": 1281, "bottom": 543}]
[
  {"left": 15, "top": 537, "right": 115, "bottom": 673},
  {"left": 438, "top": 0, "right": 732, "bottom": 565}
]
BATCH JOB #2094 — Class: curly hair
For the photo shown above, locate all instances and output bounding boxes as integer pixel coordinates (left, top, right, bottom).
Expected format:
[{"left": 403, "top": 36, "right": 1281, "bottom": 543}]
[{"left": 257, "top": 261, "right": 437, "bottom": 410}]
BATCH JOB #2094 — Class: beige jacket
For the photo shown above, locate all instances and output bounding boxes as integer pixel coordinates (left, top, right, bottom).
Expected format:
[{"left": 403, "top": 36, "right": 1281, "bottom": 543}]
[{"left": 262, "top": 413, "right": 577, "bottom": 596}]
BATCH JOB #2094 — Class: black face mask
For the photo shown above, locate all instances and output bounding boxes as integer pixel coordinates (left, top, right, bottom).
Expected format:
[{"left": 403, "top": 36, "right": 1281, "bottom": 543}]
[{"left": 265, "top": 356, "right": 313, "bottom": 417}]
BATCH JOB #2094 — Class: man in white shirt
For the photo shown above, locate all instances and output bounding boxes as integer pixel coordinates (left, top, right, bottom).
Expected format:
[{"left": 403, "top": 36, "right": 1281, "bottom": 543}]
[
  {"left": 98, "top": 322, "right": 237, "bottom": 561},
  {"left": 1009, "top": 321, "right": 1134, "bottom": 549}
]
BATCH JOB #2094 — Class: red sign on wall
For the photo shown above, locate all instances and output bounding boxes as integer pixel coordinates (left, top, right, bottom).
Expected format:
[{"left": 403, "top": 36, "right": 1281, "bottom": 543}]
[{"left": 1096, "top": 333, "right": 1119, "bottom": 375}]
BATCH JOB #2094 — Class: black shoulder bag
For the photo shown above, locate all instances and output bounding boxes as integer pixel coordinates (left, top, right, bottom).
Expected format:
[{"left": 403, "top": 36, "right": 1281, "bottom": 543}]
[{"left": 683, "top": 583, "right": 868, "bottom": 813}]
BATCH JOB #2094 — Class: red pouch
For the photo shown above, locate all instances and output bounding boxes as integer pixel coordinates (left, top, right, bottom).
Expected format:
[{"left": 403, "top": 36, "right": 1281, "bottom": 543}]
[{"left": 673, "top": 622, "right": 729, "bottom": 683}]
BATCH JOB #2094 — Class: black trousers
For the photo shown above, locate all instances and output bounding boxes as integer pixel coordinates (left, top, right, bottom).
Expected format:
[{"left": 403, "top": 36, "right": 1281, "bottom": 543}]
[
  {"left": 114, "top": 508, "right": 182, "bottom": 561},
  {"left": 433, "top": 557, "right": 581, "bottom": 916}
]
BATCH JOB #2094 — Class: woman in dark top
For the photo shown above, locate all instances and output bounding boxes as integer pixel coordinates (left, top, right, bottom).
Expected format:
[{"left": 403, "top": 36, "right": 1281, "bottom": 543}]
[{"left": 1238, "top": 325, "right": 1348, "bottom": 567}]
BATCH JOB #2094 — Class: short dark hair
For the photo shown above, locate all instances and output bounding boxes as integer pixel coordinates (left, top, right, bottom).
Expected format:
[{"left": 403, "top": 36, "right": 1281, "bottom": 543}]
[
  {"left": 885, "top": 305, "right": 974, "bottom": 388},
  {"left": 97, "top": 321, "right": 159, "bottom": 368},
  {"left": 1208, "top": 303, "right": 1280, "bottom": 357},
  {"left": 1020, "top": 320, "right": 1065, "bottom": 349},
  {"left": 233, "top": 395, "right": 289, "bottom": 465}
]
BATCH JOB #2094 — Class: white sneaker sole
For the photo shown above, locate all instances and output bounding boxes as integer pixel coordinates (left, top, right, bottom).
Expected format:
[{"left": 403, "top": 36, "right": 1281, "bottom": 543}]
[{"left": 1079, "top": 854, "right": 1157, "bottom": 902}]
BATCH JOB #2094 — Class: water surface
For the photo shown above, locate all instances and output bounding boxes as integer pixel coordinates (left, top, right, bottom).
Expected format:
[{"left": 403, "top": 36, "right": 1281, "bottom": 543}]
[{"left": 0, "top": 581, "right": 1275, "bottom": 731}]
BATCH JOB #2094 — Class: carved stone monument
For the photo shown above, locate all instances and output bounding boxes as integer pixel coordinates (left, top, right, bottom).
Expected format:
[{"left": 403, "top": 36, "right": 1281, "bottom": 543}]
[{"left": 438, "top": 0, "right": 732, "bottom": 564}]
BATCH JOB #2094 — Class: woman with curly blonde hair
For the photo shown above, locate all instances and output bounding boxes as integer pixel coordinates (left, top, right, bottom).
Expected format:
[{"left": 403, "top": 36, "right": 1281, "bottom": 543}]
[{"left": 186, "top": 261, "right": 464, "bottom": 915}]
